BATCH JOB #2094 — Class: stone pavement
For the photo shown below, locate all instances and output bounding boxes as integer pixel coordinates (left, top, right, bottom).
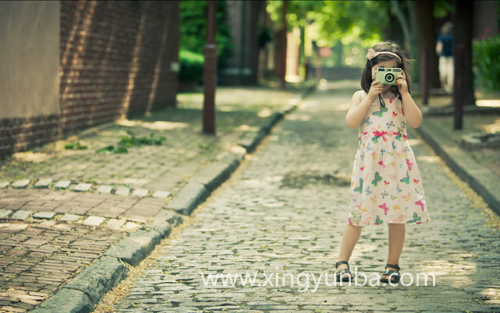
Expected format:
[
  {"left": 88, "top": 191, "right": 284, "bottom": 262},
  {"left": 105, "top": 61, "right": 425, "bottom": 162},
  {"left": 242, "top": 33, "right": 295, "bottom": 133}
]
[
  {"left": 0, "top": 85, "right": 310, "bottom": 312},
  {"left": 110, "top": 81, "right": 500, "bottom": 312}
]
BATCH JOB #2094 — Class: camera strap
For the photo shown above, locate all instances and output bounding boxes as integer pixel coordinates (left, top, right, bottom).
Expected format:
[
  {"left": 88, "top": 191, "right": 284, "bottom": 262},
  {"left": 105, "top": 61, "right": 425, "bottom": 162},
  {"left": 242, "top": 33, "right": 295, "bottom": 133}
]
[{"left": 378, "top": 94, "right": 386, "bottom": 109}]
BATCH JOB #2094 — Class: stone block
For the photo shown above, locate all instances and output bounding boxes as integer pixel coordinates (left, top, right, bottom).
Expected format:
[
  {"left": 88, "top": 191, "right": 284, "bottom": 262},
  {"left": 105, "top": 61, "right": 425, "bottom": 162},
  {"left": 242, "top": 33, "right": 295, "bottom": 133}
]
[
  {"left": 74, "top": 183, "right": 93, "bottom": 192},
  {"left": 33, "top": 212, "right": 56, "bottom": 220},
  {"left": 64, "top": 256, "right": 128, "bottom": 304},
  {"left": 35, "top": 179, "right": 53, "bottom": 188},
  {"left": 83, "top": 216, "right": 106, "bottom": 226},
  {"left": 132, "top": 189, "right": 149, "bottom": 197},
  {"left": 163, "top": 182, "right": 209, "bottom": 216},
  {"left": 10, "top": 210, "right": 33, "bottom": 220},
  {"left": 152, "top": 190, "right": 171, "bottom": 198},
  {"left": 97, "top": 185, "right": 114, "bottom": 194},
  {"left": 11, "top": 179, "right": 30, "bottom": 188},
  {"left": 104, "top": 230, "right": 162, "bottom": 266},
  {"left": 54, "top": 180, "right": 72, "bottom": 189},
  {"left": 61, "top": 213, "right": 81, "bottom": 222},
  {"left": 30, "top": 288, "right": 93, "bottom": 313},
  {"left": 0, "top": 209, "right": 13, "bottom": 218},
  {"left": 115, "top": 187, "right": 130, "bottom": 196}
]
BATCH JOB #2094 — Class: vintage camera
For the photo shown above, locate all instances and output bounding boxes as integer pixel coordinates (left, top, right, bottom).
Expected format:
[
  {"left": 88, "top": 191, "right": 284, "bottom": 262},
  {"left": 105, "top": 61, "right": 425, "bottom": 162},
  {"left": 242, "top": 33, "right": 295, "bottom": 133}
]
[{"left": 375, "top": 68, "right": 402, "bottom": 85}]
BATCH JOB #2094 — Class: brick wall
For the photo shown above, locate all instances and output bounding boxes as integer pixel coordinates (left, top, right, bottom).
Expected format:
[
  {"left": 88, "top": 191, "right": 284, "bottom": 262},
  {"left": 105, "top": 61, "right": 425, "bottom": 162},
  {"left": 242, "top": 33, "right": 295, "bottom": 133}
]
[
  {"left": 0, "top": 0, "right": 179, "bottom": 157},
  {"left": 60, "top": 0, "right": 179, "bottom": 134}
]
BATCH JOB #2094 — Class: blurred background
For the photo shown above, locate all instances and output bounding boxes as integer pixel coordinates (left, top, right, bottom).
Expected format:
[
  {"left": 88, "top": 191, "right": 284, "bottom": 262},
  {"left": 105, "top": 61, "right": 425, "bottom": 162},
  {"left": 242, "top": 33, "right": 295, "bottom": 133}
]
[{"left": 0, "top": 0, "right": 498, "bottom": 158}]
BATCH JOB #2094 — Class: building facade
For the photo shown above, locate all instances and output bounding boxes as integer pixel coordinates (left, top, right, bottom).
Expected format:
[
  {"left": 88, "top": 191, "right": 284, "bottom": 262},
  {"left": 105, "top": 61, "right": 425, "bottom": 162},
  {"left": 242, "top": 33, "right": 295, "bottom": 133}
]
[{"left": 0, "top": 1, "right": 179, "bottom": 157}]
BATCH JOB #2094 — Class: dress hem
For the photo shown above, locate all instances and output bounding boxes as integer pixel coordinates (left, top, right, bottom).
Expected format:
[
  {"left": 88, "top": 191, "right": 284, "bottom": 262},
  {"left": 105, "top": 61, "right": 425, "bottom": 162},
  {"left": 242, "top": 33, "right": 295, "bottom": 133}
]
[{"left": 346, "top": 219, "right": 431, "bottom": 227}]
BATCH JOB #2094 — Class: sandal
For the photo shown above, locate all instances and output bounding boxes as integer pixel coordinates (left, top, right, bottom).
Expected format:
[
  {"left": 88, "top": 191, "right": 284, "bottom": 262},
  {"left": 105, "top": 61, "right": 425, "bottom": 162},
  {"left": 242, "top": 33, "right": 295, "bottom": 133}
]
[
  {"left": 335, "top": 261, "right": 352, "bottom": 282},
  {"left": 380, "top": 263, "right": 400, "bottom": 284}
]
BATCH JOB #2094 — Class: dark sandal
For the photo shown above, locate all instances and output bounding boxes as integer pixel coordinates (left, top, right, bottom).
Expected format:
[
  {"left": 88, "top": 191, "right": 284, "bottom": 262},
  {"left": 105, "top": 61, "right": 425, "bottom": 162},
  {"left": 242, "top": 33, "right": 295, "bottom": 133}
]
[
  {"left": 380, "top": 263, "right": 401, "bottom": 283},
  {"left": 335, "top": 261, "right": 352, "bottom": 282}
]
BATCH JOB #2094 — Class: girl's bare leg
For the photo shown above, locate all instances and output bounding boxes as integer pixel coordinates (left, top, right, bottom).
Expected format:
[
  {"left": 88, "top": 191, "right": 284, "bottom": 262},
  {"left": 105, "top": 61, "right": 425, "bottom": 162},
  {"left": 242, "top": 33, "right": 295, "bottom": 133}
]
[
  {"left": 386, "top": 223, "right": 405, "bottom": 270},
  {"left": 337, "top": 224, "right": 363, "bottom": 270}
]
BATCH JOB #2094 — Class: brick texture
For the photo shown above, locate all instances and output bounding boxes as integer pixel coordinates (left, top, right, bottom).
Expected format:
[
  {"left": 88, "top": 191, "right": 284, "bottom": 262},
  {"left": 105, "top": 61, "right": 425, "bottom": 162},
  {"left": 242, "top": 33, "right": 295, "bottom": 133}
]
[{"left": 0, "top": 0, "right": 179, "bottom": 157}]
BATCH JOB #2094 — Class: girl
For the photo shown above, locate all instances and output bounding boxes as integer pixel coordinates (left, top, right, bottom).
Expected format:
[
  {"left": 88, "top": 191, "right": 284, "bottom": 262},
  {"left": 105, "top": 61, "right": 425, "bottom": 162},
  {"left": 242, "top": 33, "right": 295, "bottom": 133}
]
[{"left": 336, "top": 41, "right": 431, "bottom": 284}]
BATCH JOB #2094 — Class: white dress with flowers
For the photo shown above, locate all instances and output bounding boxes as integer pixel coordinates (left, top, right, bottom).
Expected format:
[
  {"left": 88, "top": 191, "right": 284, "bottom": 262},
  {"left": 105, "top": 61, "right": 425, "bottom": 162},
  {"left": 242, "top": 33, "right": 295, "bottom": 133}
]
[{"left": 347, "top": 91, "right": 431, "bottom": 226}]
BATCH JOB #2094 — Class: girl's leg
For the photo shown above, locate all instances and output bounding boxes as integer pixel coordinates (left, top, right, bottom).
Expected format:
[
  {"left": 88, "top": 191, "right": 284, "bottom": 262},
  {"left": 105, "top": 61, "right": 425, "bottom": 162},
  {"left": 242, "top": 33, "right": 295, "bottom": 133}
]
[
  {"left": 337, "top": 224, "right": 363, "bottom": 270},
  {"left": 386, "top": 223, "right": 405, "bottom": 269}
]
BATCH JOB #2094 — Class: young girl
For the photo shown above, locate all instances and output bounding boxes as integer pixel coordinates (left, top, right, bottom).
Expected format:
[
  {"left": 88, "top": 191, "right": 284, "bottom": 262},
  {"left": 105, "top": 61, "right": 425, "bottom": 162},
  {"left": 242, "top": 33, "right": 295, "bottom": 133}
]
[{"left": 336, "top": 41, "right": 431, "bottom": 284}]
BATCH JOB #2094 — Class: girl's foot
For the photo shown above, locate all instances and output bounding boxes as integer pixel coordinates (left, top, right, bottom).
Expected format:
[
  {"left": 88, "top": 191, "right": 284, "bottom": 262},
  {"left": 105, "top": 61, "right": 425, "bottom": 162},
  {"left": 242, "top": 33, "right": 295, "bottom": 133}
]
[
  {"left": 380, "top": 263, "right": 400, "bottom": 283},
  {"left": 335, "top": 261, "right": 352, "bottom": 282}
]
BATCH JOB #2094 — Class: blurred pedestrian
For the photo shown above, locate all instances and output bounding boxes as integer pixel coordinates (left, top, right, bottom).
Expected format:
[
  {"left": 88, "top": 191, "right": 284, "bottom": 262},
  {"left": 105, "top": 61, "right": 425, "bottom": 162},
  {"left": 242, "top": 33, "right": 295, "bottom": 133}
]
[{"left": 436, "top": 22, "right": 454, "bottom": 93}]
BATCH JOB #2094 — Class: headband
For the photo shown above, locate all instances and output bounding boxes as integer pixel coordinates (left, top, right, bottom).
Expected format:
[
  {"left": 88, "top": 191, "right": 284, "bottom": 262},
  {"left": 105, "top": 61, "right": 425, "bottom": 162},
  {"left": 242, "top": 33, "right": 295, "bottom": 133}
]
[{"left": 366, "top": 48, "right": 401, "bottom": 62}]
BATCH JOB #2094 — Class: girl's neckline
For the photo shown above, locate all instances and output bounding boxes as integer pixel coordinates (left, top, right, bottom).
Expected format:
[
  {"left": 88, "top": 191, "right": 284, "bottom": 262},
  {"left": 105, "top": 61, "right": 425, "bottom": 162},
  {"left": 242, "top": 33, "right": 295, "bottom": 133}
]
[{"left": 362, "top": 90, "right": 398, "bottom": 100}]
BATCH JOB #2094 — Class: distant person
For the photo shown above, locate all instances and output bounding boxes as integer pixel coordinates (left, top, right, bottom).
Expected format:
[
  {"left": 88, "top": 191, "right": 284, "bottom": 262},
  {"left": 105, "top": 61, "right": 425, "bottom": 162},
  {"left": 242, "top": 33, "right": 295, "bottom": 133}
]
[
  {"left": 436, "top": 22, "right": 454, "bottom": 93},
  {"left": 335, "top": 41, "right": 431, "bottom": 285}
]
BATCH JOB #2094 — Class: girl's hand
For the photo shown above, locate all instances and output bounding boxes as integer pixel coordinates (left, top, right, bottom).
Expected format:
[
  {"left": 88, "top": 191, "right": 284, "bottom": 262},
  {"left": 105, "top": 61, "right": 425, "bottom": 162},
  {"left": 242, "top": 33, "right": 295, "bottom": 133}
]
[
  {"left": 367, "top": 80, "right": 385, "bottom": 99},
  {"left": 397, "top": 70, "right": 409, "bottom": 94}
]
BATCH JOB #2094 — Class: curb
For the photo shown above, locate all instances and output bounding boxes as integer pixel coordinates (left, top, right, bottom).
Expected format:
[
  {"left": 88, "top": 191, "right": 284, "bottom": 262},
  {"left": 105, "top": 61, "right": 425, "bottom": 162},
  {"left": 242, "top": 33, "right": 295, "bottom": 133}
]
[
  {"left": 415, "top": 121, "right": 500, "bottom": 216},
  {"left": 31, "top": 81, "right": 317, "bottom": 313}
]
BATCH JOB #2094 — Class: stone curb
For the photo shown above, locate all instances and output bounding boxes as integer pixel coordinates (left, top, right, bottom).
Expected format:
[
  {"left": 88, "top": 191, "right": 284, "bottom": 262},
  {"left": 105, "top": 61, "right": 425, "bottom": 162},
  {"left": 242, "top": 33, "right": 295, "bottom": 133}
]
[
  {"left": 29, "top": 82, "right": 318, "bottom": 313},
  {"left": 415, "top": 121, "right": 500, "bottom": 216},
  {"left": 104, "top": 230, "right": 164, "bottom": 266},
  {"left": 31, "top": 257, "right": 127, "bottom": 313}
]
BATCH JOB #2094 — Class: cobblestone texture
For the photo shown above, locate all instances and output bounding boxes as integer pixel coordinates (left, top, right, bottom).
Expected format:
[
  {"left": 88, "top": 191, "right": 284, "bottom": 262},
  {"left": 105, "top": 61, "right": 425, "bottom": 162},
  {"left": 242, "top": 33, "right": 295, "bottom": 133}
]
[
  {"left": 113, "top": 82, "right": 500, "bottom": 312},
  {"left": 0, "top": 85, "right": 310, "bottom": 312}
]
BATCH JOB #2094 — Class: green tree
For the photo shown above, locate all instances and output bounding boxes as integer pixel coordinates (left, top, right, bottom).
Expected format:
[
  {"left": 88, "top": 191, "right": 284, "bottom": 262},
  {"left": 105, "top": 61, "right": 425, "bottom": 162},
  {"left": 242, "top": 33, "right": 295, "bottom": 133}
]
[{"left": 180, "top": 1, "right": 234, "bottom": 63}]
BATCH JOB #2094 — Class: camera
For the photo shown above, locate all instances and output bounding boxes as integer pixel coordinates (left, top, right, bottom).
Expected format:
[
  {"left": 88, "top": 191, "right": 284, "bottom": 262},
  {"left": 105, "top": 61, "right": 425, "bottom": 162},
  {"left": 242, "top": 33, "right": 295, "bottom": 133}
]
[{"left": 375, "top": 68, "right": 402, "bottom": 85}]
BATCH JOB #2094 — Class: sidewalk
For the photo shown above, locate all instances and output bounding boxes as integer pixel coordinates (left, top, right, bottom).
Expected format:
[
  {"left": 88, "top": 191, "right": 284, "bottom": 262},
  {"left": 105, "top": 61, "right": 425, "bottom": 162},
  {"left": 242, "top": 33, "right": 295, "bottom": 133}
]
[
  {"left": 0, "top": 82, "right": 314, "bottom": 312},
  {"left": 413, "top": 90, "right": 500, "bottom": 216}
]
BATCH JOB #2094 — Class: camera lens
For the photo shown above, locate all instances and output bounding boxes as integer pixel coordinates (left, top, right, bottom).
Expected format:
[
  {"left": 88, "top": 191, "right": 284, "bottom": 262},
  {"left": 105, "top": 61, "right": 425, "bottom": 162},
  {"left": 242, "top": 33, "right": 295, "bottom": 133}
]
[{"left": 385, "top": 73, "right": 395, "bottom": 83}]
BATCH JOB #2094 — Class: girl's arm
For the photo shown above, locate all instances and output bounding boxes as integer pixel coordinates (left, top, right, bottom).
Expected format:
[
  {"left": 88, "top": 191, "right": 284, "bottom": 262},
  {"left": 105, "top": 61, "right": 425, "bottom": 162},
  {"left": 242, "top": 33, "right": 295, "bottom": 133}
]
[
  {"left": 346, "top": 81, "right": 385, "bottom": 129},
  {"left": 397, "top": 71, "right": 422, "bottom": 128},
  {"left": 400, "top": 92, "right": 423, "bottom": 128},
  {"left": 346, "top": 91, "right": 374, "bottom": 129}
]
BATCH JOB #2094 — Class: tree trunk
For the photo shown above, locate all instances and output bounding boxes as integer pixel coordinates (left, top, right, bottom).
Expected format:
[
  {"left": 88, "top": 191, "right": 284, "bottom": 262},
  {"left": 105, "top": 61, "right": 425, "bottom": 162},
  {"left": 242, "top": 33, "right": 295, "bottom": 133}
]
[
  {"left": 390, "top": 1, "right": 411, "bottom": 53},
  {"left": 453, "top": 0, "right": 476, "bottom": 106},
  {"left": 414, "top": 1, "right": 440, "bottom": 89}
]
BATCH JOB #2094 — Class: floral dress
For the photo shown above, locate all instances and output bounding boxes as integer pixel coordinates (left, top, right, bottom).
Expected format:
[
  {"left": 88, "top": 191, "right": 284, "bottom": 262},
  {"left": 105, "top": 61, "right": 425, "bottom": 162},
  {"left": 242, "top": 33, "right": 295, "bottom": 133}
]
[{"left": 348, "top": 91, "right": 431, "bottom": 226}]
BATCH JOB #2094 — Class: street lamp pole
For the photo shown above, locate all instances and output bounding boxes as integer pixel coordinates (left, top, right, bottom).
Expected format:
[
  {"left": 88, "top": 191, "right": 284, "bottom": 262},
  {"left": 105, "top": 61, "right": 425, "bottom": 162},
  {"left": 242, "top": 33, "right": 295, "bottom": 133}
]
[{"left": 203, "top": 0, "right": 217, "bottom": 135}]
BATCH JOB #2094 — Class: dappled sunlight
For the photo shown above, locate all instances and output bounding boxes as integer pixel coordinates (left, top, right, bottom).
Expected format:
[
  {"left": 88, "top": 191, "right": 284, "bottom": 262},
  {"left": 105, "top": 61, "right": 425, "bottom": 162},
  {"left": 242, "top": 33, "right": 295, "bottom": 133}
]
[
  {"left": 258, "top": 108, "right": 273, "bottom": 117},
  {"left": 218, "top": 106, "right": 234, "bottom": 112},
  {"left": 12, "top": 152, "right": 52, "bottom": 163},
  {"left": 482, "top": 119, "right": 500, "bottom": 133},
  {"left": 141, "top": 121, "right": 188, "bottom": 130},
  {"left": 477, "top": 99, "right": 500, "bottom": 107},
  {"left": 416, "top": 156, "right": 441, "bottom": 163},
  {"left": 116, "top": 119, "right": 189, "bottom": 130},
  {"left": 121, "top": 11, "right": 147, "bottom": 118},
  {"left": 238, "top": 125, "right": 260, "bottom": 131},
  {"left": 407, "top": 138, "right": 422, "bottom": 146},
  {"left": 298, "top": 100, "right": 318, "bottom": 108}
]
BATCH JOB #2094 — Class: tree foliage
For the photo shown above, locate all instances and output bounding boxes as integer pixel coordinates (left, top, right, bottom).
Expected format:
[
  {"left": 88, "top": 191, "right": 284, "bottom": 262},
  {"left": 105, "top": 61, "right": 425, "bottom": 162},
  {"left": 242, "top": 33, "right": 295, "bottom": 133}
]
[{"left": 179, "top": 0, "right": 234, "bottom": 62}]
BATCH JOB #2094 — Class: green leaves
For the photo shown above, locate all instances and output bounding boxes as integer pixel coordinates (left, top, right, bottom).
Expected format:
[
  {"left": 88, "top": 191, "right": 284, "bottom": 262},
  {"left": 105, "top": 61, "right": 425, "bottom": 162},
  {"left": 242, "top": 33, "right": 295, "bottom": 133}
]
[
  {"left": 473, "top": 34, "right": 500, "bottom": 91},
  {"left": 96, "top": 132, "right": 166, "bottom": 154},
  {"left": 64, "top": 142, "right": 88, "bottom": 150}
]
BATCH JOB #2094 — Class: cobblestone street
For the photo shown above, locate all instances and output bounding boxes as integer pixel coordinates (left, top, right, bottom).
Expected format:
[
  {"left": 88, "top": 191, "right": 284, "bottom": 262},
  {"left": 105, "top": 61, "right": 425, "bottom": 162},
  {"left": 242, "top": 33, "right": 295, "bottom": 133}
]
[{"left": 112, "top": 82, "right": 500, "bottom": 312}]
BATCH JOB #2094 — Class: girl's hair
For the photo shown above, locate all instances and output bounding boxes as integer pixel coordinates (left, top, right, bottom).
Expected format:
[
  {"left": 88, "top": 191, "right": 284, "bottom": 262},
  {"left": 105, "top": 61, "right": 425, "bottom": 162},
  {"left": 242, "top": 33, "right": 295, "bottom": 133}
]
[{"left": 360, "top": 41, "right": 411, "bottom": 98}]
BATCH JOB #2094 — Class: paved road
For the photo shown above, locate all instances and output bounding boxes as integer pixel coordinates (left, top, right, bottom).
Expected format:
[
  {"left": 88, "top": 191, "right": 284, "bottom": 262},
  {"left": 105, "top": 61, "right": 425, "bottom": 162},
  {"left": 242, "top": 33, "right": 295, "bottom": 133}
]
[{"left": 113, "top": 82, "right": 500, "bottom": 312}]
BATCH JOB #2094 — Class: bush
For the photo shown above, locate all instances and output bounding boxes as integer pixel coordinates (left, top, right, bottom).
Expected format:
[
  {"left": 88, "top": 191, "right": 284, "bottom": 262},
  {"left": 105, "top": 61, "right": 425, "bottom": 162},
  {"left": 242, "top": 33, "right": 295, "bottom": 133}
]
[
  {"left": 179, "top": 50, "right": 204, "bottom": 82},
  {"left": 473, "top": 34, "right": 500, "bottom": 90}
]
